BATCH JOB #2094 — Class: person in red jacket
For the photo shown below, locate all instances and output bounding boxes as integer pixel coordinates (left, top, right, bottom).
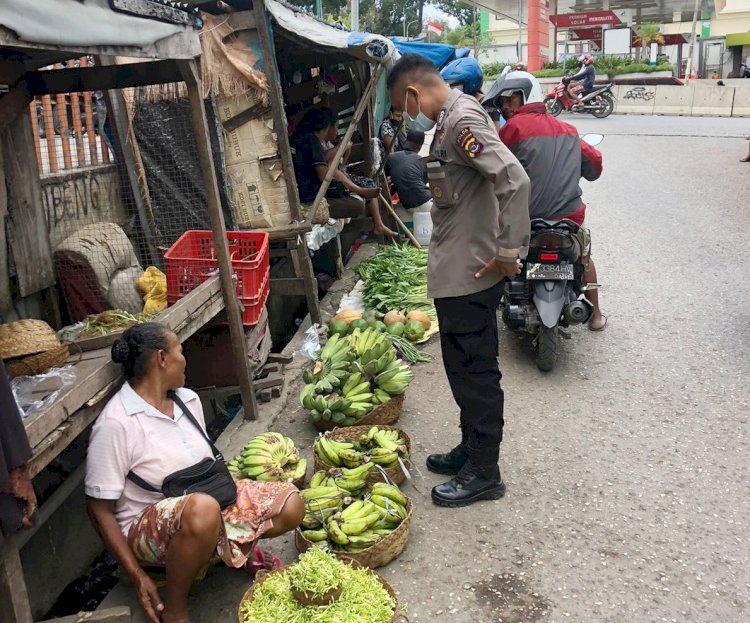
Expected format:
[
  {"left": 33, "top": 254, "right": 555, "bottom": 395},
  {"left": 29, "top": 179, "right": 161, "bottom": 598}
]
[{"left": 483, "top": 70, "right": 607, "bottom": 331}]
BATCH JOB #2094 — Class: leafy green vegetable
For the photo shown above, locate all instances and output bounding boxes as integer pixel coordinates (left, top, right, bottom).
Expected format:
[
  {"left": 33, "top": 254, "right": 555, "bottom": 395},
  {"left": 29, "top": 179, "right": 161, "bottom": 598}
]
[
  {"left": 240, "top": 547, "right": 396, "bottom": 623},
  {"left": 355, "top": 243, "right": 436, "bottom": 324}
]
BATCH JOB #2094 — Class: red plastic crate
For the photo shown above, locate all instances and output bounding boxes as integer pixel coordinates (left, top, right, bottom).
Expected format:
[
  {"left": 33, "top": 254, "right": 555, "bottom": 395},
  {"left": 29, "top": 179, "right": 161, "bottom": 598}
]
[
  {"left": 239, "top": 270, "right": 270, "bottom": 326},
  {"left": 164, "top": 231, "right": 269, "bottom": 314}
]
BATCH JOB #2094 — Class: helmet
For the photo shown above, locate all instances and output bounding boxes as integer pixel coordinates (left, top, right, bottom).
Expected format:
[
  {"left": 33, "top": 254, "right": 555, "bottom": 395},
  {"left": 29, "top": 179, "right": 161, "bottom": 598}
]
[
  {"left": 481, "top": 70, "right": 544, "bottom": 108},
  {"left": 579, "top": 54, "right": 594, "bottom": 65},
  {"left": 440, "top": 58, "right": 484, "bottom": 96}
]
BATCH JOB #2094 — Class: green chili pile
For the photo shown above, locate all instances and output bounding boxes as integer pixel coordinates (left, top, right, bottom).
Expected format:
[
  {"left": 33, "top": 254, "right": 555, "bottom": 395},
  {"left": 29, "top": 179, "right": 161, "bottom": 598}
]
[
  {"left": 240, "top": 548, "right": 396, "bottom": 623},
  {"left": 355, "top": 243, "right": 436, "bottom": 324}
]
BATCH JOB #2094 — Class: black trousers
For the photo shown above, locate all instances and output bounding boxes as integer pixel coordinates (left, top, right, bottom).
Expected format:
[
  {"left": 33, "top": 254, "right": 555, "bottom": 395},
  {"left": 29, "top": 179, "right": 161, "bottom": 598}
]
[{"left": 434, "top": 282, "right": 504, "bottom": 466}]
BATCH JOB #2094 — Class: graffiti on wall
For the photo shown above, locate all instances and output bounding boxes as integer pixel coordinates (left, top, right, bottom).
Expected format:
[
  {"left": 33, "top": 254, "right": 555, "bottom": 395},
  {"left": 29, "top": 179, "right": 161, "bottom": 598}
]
[
  {"left": 41, "top": 167, "right": 128, "bottom": 248},
  {"left": 623, "top": 87, "right": 655, "bottom": 101}
]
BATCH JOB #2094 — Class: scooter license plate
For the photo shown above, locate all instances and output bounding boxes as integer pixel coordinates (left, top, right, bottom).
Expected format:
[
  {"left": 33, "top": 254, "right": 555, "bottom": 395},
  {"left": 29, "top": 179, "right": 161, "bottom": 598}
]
[{"left": 526, "top": 263, "right": 574, "bottom": 280}]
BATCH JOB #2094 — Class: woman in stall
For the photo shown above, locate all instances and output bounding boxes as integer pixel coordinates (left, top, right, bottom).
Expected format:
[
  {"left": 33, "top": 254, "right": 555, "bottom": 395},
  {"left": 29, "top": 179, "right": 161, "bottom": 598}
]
[
  {"left": 291, "top": 106, "right": 396, "bottom": 237},
  {"left": 86, "top": 323, "right": 304, "bottom": 623}
]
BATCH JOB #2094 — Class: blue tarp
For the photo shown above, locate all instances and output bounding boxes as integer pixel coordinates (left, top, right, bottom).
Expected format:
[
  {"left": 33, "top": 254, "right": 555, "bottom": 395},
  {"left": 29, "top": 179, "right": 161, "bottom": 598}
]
[{"left": 391, "top": 40, "right": 469, "bottom": 70}]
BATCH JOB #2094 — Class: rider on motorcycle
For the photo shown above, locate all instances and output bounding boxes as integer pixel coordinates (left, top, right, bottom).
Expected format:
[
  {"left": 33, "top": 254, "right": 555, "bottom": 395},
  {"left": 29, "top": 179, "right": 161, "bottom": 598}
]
[
  {"left": 567, "top": 53, "right": 596, "bottom": 99},
  {"left": 440, "top": 58, "right": 485, "bottom": 102},
  {"left": 482, "top": 71, "right": 607, "bottom": 331}
]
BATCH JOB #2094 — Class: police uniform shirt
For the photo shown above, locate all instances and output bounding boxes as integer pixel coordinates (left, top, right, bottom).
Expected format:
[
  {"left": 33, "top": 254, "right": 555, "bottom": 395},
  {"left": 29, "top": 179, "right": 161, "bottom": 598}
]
[{"left": 427, "top": 89, "right": 531, "bottom": 299}]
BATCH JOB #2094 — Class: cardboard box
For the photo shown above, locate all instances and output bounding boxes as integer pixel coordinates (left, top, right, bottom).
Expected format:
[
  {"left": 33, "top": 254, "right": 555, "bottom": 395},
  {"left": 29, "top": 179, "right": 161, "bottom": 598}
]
[
  {"left": 226, "top": 158, "right": 292, "bottom": 229},
  {"left": 217, "top": 96, "right": 278, "bottom": 165}
]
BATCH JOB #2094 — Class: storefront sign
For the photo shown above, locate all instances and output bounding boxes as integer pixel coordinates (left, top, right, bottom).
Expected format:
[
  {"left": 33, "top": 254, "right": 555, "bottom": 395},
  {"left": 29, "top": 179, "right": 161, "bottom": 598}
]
[{"left": 550, "top": 10, "right": 622, "bottom": 28}]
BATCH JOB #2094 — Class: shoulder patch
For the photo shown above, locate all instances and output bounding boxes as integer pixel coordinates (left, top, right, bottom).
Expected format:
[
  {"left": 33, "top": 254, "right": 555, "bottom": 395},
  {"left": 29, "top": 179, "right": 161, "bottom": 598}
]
[
  {"left": 456, "top": 127, "right": 483, "bottom": 159},
  {"left": 437, "top": 109, "right": 446, "bottom": 128}
]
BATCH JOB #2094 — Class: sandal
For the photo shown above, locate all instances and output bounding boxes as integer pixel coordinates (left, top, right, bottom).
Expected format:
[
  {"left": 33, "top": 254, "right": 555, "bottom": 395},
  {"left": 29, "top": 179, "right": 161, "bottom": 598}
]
[
  {"left": 243, "top": 547, "right": 282, "bottom": 574},
  {"left": 589, "top": 315, "right": 608, "bottom": 332},
  {"left": 741, "top": 156, "right": 750, "bottom": 163}
]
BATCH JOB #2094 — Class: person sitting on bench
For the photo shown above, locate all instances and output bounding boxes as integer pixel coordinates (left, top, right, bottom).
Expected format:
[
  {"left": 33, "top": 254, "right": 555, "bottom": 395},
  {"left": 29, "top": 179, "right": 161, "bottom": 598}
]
[{"left": 291, "top": 107, "right": 396, "bottom": 236}]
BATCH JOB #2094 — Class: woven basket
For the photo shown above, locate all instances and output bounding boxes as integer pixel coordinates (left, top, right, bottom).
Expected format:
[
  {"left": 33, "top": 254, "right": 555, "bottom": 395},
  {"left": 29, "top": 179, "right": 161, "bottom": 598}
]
[
  {"left": 0, "top": 319, "right": 62, "bottom": 360},
  {"left": 237, "top": 560, "right": 401, "bottom": 623},
  {"left": 295, "top": 496, "right": 412, "bottom": 569},
  {"left": 314, "top": 425, "right": 410, "bottom": 486},
  {"left": 5, "top": 342, "right": 70, "bottom": 377},
  {"left": 312, "top": 393, "right": 405, "bottom": 432}
]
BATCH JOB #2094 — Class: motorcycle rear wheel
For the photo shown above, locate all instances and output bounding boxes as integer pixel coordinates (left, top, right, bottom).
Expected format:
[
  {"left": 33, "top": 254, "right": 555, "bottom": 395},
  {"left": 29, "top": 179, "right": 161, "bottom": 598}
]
[
  {"left": 535, "top": 325, "right": 558, "bottom": 372},
  {"left": 545, "top": 97, "right": 563, "bottom": 117},
  {"left": 591, "top": 94, "right": 614, "bottom": 119}
]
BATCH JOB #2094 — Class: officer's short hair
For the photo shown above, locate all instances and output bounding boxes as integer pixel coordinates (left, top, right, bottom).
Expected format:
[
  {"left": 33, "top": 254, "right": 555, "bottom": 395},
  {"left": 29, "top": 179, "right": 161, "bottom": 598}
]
[{"left": 387, "top": 54, "right": 440, "bottom": 91}]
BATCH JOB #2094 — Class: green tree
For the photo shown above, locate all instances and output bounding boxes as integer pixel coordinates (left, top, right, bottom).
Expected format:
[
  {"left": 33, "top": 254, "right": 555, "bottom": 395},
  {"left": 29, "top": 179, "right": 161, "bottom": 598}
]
[{"left": 634, "top": 23, "right": 665, "bottom": 61}]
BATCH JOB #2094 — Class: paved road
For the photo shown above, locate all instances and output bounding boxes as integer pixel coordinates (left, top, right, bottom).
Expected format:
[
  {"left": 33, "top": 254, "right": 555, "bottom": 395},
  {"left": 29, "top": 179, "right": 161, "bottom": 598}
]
[
  {"left": 108, "top": 115, "right": 750, "bottom": 623},
  {"left": 382, "top": 114, "right": 750, "bottom": 622}
]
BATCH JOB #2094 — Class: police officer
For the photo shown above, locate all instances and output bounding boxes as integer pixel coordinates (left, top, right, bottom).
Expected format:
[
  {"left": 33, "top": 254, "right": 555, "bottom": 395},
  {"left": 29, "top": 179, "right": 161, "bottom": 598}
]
[{"left": 387, "top": 54, "right": 531, "bottom": 508}]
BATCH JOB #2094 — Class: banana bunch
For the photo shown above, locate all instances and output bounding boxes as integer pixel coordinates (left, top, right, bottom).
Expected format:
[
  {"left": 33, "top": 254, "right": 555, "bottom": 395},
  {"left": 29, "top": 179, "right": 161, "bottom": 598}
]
[
  {"left": 302, "top": 333, "right": 355, "bottom": 395},
  {"left": 348, "top": 328, "right": 395, "bottom": 378},
  {"left": 299, "top": 485, "right": 347, "bottom": 531},
  {"left": 300, "top": 482, "right": 410, "bottom": 553},
  {"left": 315, "top": 427, "right": 410, "bottom": 471},
  {"left": 315, "top": 435, "right": 368, "bottom": 468},
  {"left": 227, "top": 432, "right": 307, "bottom": 483},
  {"left": 374, "top": 359, "right": 413, "bottom": 396},
  {"left": 310, "top": 463, "right": 375, "bottom": 495}
]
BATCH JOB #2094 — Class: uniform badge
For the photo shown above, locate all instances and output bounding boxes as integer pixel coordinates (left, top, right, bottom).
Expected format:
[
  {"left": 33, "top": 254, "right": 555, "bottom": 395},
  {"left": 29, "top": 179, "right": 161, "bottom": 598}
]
[
  {"left": 437, "top": 128, "right": 446, "bottom": 144},
  {"left": 456, "top": 127, "right": 483, "bottom": 159},
  {"left": 437, "top": 109, "right": 446, "bottom": 127},
  {"left": 433, "top": 186, "right": 443, "bottom": 199}
]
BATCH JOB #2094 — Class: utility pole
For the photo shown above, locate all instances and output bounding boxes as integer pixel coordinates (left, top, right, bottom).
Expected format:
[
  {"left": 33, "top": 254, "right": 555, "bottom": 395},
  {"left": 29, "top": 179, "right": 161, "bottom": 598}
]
[
  {"left": 685, "top": 0, "right": 701, "bottom": 83},
  {"left": 315, "top": 0, "right": 322, "bottom": 19},
  {"left": 518, "top": 0, "right": 523, "bottom": 63},
  {"left": 351, "top": 0, "right": 359, "bottom": 31},
  {"left": 553, "top": 0, "right": 558, "bottom": 65}
]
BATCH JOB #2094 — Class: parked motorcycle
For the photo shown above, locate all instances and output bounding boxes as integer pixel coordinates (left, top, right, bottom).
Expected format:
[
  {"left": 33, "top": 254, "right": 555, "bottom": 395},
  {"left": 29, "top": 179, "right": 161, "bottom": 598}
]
[
  {"left": 501, "top": 134, "right": 603, "bottom": 371},
  {"left": 545, "top": 77, "right": 615, "bottom": 118}
]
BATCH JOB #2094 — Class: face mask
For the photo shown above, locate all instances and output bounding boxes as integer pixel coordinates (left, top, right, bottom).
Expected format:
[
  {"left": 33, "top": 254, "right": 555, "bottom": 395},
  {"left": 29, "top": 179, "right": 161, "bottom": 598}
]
[{"left": 404, "top": 90, "right": 436, "bottom": 132}]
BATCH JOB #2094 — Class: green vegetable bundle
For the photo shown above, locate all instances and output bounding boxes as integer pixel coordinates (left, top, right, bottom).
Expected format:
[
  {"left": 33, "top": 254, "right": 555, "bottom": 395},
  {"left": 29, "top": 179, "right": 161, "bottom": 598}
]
[
  {"left": 240, "top": 548, "right": 397, "bottom": 623},
  {"left": 355, "top": 243, "right": 436, "bottom": 323}
]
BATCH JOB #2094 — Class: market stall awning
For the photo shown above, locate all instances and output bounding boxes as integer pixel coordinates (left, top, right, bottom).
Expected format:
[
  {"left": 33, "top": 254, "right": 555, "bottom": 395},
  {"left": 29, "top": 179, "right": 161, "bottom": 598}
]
[
  {"left": 390, "top": 40, "right": 466, "bottom": 70},
  {"left": 726, "top": 32, "right": 750, "bottom": 47},
  {"left": 265, "top": 0, "right": 398, "bottom": 66},
  {"left": 0, "top": 0, "right": 201, "bottom": 59}
]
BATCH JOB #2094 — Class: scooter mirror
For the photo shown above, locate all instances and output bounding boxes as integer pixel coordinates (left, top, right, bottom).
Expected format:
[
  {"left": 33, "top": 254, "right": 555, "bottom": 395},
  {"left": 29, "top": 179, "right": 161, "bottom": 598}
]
[{"left": 582, "top": 133, "right": 604, "bottom": 147}]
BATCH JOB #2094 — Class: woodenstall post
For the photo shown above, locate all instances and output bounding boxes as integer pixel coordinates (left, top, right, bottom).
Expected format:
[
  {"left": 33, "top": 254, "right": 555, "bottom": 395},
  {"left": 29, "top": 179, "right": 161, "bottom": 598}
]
[
  {"left": 253, "top": 0, "right": 321, "bottom": 325},
  {"left": 178, "top": 59, "right": 259, "bottom": 420},
  {"left": 304, "top": 63, "right": 385, "bottom": 227},
  {"left": 0, "top": 534, "right": 33, "bottom": 623}
]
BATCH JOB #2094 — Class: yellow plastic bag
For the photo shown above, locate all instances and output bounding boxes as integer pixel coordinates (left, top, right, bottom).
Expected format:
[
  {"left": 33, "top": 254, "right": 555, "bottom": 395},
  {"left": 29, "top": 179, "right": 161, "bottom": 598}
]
[{"left": 136, "top": 266, "right": 168, "bottom": 315}]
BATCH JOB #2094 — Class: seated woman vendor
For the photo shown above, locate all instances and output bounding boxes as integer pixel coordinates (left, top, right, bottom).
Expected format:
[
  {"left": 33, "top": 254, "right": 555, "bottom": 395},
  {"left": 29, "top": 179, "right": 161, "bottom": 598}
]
[
  {"left": 291, "top": 106, "right": 396, "bottom": 237},
  {"left": 85, "top": 323, "right": 304, "bottom": 623}
]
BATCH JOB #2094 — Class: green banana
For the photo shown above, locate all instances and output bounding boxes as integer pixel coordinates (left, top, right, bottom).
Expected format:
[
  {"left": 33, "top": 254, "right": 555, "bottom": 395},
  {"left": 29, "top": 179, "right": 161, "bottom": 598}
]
[
  {"left": 301, "top": 529, "right": 328, "bottom": 543},
  {"left": 310, "top": 471, "right": 327, "bottom": 488},
  {"left": 325, "top": 517, "right": 349, "bottom": 545},
  {"left": 371, "top": 483, "right": 408, "bottom": 506},
  {"left": 340, "top": 512, "right": 381, "bottom": 535}
]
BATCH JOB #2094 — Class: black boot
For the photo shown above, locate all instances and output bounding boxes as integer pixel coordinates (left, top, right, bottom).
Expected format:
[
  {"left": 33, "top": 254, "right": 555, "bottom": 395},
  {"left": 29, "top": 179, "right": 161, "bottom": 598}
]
[
  {"left": 431, "top": 463, "right": 506, "bottom": 508},
  {"left": 426, "top": 428, "right": 469, "bottom": 475}
]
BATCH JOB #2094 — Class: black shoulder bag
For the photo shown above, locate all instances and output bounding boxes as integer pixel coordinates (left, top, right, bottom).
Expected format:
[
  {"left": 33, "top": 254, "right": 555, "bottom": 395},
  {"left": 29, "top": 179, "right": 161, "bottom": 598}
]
[{"left": 126, "top": 390, "right": 237, "bottom": 508}]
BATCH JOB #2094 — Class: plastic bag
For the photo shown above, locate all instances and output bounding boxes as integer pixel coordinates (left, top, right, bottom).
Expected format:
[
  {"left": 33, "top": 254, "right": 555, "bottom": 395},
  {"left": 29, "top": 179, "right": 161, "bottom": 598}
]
[
  {"left": 136, "top": 266, "right": 168, "bottom": 315},
  {"left": 337, "top": 280, "right": 366, "bottom": 314},
  {"left": 11, "top": 365, "right": 77, "bottom": 418},
  {"left": 300, "top": 324, "right": 321, "bottom": 361}
]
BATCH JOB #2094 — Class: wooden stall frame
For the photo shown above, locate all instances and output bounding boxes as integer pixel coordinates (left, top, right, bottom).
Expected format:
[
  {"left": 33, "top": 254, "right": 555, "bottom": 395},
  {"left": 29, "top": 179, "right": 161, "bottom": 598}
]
[{"left": 253, "top": 0, "right": 322, "bottom": 326}]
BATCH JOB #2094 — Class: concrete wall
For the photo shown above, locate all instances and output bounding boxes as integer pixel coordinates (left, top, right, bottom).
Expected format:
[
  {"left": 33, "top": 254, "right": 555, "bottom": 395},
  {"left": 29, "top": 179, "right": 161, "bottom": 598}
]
[{"left": 611, "top": 84, "right": 749, "bottom": 117}]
